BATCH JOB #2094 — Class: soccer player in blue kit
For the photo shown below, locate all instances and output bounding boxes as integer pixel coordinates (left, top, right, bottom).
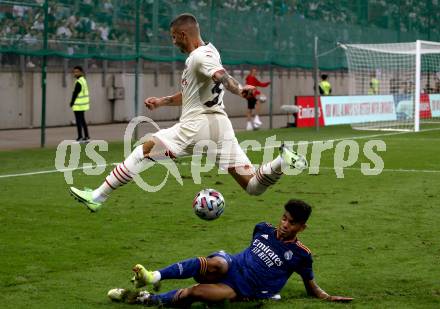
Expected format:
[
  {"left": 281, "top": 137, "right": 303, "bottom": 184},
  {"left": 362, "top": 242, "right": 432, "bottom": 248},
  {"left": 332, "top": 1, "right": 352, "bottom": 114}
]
[{"left": 108, "top": 200, "right": 353, "bottom": 305}]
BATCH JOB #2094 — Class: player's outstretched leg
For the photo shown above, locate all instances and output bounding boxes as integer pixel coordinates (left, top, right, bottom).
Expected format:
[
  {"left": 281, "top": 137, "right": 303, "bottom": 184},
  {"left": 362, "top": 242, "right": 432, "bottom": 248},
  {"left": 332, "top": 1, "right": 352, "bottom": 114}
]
[
  {"left": 132, "top": 284, "right": 236, "bottom": 307},
  {"left": 131, "top": 256, "right": 209, "bottom": 288},
  {"left": 69, "top": 140, "right": 158, "bottom": 212},
  {"left": 131, "top": 255, "right": 228, "bottom": 289},
  {"left": 108, "top": 288, "right": 188, "bottom": 307},
  {"left": 232, "top": 144, "right": 308, "bottom": 196}
]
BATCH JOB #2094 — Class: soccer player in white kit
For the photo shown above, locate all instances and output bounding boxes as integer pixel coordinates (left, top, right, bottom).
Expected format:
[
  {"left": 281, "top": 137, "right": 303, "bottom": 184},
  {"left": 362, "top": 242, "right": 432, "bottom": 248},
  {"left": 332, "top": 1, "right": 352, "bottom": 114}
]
[{"left": 69, "top": 13, "right": 307, "bottom": 212}]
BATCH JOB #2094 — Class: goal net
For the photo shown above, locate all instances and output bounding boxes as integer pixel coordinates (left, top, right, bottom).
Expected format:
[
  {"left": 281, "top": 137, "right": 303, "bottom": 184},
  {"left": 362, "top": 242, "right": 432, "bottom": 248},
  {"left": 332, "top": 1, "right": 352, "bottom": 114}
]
[{"left": 342, "top": 40, "right": 440, "bottom": 132}]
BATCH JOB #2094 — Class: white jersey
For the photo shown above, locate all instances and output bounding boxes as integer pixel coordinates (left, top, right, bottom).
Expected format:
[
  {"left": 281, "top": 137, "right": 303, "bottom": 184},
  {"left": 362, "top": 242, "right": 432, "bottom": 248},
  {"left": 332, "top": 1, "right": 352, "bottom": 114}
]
[{"left": 180, "top": 43, "right": 227, "bottom": 122}]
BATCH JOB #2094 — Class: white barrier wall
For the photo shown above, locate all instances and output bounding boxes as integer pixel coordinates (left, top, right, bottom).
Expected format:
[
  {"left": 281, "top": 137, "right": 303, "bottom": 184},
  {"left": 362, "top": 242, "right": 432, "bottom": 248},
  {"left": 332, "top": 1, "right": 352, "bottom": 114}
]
[{"left": 0, "top": 70, "right": 349, "bottom": 129}]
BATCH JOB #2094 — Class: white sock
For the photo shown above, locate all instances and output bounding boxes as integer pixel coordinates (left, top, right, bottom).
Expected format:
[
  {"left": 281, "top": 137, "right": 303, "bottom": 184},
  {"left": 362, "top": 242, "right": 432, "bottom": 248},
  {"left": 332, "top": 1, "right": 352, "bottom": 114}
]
[
  {"left": 92, "top": 145, "right": 145, "bottom": 202},
  {"left": 246, "top": 159, "right": 283, "bottom": 196},
  {"left": 151, "top": 271, "right": 161, "bottom": 284},
  {"left": 255, "top": 115, "right": 261, "bottom": 122},
  {"left": 270, "top": 155, "right": 283, "bottom": 173}
]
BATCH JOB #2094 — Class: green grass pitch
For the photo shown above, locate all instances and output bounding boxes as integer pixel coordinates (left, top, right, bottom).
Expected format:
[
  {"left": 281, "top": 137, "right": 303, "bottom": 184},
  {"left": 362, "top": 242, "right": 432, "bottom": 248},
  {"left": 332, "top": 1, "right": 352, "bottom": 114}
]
[{"left": 0, "top": 125, "right": 439, "bottom": 308}]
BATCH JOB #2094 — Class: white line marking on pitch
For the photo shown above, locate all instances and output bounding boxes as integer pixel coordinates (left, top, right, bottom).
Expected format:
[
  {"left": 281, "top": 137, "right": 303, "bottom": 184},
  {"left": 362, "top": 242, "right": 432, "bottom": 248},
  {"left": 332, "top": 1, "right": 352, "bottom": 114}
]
[
  {"left": 180, "top": 162, "right": 440, "bottom": 173},
  {"left": 1, "top": 128, "right": 440, "bottom": 179},
  {"left": 1, "top": 161, "right": 438, "bottom": 179},
  {"left": 318, "top": 167, "right": 440, "bottom": 173},
  {"left": 0, "top": 164, "right": 111, "bottom": 179},
  {"left": 256, "top": 127, "right": 440, "bottom": 151}
]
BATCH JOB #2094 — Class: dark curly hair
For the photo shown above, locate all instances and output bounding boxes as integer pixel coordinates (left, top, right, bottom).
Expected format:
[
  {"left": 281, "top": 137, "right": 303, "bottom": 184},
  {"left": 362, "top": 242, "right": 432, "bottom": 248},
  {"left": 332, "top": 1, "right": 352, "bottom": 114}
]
[{"left": 284, "top": 199, "right": 312, "bottom": 224}]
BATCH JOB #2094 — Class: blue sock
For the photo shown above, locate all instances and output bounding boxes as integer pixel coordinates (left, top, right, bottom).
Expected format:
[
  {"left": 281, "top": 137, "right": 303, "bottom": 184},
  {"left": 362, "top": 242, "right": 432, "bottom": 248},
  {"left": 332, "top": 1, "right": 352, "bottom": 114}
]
[
  {"left": 150, "top": 289, "right": 183, "bottom": 306},
  {"left": 159, "top": 257, "right": 207, "bottom": 280}
]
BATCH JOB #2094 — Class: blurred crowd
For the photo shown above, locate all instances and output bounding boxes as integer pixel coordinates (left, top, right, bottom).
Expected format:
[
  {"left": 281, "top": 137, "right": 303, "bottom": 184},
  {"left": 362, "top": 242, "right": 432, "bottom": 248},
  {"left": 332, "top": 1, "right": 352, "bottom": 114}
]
[
  {"left": 0, "top": 0, "right": 439, "bottom": 52},
  {"left": 0, "top": 0, "right": 136, "bottom": 47}
]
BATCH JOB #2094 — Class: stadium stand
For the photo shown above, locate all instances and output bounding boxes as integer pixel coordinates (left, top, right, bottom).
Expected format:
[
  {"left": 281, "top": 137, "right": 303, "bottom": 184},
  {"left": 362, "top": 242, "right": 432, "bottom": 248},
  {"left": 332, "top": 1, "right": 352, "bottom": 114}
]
[{"left": 1, "top": 1, "right": 439, "bottom": 68}]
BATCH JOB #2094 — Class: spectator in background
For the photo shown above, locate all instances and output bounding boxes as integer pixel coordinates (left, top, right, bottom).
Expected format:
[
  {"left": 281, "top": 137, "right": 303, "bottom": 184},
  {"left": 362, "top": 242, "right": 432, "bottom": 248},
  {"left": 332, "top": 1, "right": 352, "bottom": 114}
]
[
  {"left": 12, "top": 5, "right": 28, "bottom": 19},
  {"left": 423, "top": 83, "right": 434, "bottom": 94},
  {"left": 70, "top": 66, "right": 90, "bottom": 143},
  {"left": 245, "top": 68, "right": 270, "bottom": 130},
  {"left": 390, "top": 74, "right": 401, "bottom": 95},
  {"left": 97, "top": 22, "right": 110, "bottom": 41},
  {"left": 1, "top": 18, "right": 13, "bottom": 37},
  {"left": 23, "top": 28, "right": 38, "bottom": 45},
  {"left": 318, "top": 74, "right": 332, "bottom": 96},
  {"left": 31, "top": 14, "right": 44, "bottom": 31},
  {"left": 56, "top": 21, "right": 73, "bottom": 39},
  {"left": 434, "top": 72, "right": 440, "bottom": 93},
  {"left": 404, "top": 79, "right": 414, "bottom": 95},
  {"left": 52, "top": 3, "right": 70, "bottom": 21},
  {"left": 103, "top": 0, "right": 113, "bottom": 12},
  {"left": 368, "top": 73, "right": 379, "bottom": 95}
]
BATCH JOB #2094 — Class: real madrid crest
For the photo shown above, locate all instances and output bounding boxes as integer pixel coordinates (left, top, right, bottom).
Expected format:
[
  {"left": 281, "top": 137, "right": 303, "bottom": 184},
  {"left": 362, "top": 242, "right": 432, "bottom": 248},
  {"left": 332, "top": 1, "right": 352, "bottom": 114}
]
[{"left": 284, "top": 250, "right": 293, "bottom": 260}]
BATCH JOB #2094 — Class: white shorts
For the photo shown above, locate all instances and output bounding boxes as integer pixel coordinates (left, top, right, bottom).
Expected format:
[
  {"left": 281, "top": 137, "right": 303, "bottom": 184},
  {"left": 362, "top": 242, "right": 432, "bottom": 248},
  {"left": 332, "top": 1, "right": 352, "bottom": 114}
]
[{"left": 152, "top": 113, "right": 252, "bottom": 170}]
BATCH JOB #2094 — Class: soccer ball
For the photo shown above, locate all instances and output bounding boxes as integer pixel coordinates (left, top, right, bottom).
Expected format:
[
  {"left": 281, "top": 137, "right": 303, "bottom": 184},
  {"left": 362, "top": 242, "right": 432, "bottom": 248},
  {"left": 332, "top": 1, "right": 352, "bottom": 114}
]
[{"left": 193, "top": 189, "right": 225, "bottom": 220}]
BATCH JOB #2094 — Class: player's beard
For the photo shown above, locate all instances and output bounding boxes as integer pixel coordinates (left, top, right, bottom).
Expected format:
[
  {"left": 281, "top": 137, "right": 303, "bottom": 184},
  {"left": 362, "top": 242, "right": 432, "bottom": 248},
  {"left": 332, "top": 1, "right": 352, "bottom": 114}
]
[{"left": 174, "top": 42, "right": 187, "bottom": 54}]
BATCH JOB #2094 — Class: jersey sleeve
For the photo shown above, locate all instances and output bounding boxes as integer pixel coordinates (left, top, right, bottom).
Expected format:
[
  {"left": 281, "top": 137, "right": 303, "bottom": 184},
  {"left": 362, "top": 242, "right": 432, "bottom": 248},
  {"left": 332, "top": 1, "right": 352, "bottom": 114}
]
[
  {"left": 252, "top": 222, "right": 272, "bottom": 238},
  {"left": 295, "top": 253, "right": 314, "bottom": 281},
  {"left": 195, "top": 50, "right": 224, "bottom": 78}
]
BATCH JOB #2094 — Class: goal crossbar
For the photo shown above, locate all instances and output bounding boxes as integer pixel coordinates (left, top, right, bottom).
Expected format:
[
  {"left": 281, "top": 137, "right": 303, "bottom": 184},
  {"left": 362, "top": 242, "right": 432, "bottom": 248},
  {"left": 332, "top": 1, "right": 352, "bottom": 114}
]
[{"left": 340, "top": 41, "right": 440, "bottom": 55}]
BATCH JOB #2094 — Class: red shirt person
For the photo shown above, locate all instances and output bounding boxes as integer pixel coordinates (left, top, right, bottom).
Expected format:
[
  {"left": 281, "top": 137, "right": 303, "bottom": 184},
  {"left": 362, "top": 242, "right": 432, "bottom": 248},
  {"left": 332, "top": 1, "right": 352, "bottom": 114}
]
[
  {"left": 244, "top": 68, "right": 270, "bottom": 130},
  {"left": 246, "top": 69, "right": 270, "bottom": 97}
]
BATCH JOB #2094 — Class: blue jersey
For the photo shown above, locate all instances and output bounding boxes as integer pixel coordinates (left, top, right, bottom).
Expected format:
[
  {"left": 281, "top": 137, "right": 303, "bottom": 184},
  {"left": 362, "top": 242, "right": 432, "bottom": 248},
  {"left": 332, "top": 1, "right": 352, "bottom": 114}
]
[{"left": 216, "top": 222, "right": 314, "bottom": 299}]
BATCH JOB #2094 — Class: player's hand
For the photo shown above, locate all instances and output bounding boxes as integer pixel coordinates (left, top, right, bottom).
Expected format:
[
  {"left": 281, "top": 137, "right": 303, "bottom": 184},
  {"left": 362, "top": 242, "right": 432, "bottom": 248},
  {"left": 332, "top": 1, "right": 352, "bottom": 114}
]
[
  {"left": 326, "top": 295, "right": 353, "bottom": 302},
  {"left": 240, "top": 85, "right": 256, "bottom": 98},
  {"left": 144, "top": 97, "right": 161, "bottom": 110}
]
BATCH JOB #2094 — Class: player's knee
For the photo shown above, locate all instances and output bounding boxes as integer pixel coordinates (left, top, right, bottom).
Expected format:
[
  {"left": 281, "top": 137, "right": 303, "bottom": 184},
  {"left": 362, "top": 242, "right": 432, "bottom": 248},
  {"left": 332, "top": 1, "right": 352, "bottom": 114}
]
[
  {"left": 206, "top": 257, "right": 229, "bottom": 275},
  {"left": 142, "top": 140, "right": 155, "bottom": 157}
]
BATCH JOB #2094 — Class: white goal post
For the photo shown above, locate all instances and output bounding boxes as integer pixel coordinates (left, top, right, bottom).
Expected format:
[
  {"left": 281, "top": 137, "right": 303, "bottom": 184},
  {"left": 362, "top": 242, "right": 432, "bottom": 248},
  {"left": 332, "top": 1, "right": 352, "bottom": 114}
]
[{"left": 340, "top": 40, "right": 440, "bottom": 132}]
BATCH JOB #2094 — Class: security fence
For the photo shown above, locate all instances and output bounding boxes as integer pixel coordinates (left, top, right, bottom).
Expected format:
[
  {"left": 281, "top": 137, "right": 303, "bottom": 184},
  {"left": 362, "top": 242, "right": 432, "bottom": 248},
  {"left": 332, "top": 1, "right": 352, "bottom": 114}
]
[
  {"left": 1, "top": 0, "right": 438, "bottom": 146},
  {"left": 1, "top": 0, "right": 439, "bottom": 68}
]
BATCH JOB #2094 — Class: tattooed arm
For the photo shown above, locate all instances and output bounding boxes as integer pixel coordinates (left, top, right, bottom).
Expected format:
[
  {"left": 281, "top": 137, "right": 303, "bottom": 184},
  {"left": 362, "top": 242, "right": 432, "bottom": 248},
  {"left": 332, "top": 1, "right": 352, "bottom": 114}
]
[
  {"left": 213, "top": 70, "right": 255, "bottom": 98},
  {"left": 144, "top": 92, "right": 182, "bottom": 110}
]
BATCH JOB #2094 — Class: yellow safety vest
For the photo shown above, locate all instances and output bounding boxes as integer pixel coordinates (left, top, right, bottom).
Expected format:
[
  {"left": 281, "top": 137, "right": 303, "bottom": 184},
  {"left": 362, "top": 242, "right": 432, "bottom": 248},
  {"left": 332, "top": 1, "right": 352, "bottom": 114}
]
[
  {"left": 368, "top": 78, "right": 379, "bottom": 95},
  {"left": 72, "top": 76, "right": 90, "bottom": 111},
  {"left": 319, "top": 80, "right": 332, "bottom": 96}
]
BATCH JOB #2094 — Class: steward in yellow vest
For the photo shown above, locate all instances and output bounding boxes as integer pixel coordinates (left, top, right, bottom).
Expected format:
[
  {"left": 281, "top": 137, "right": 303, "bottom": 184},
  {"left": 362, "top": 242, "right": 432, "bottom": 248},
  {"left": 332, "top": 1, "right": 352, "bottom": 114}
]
[
  {"left": 70, "top": 66, "right": 90, "bottom": 142},
  {"left": 368, "top": 76, "right": 379, "bottom": 95},
  {"left": 71, "top": 77, "right": 90, "bottom": 111},
  {"left": 319, "top": 74, "right": 332, "bottom": 96}
]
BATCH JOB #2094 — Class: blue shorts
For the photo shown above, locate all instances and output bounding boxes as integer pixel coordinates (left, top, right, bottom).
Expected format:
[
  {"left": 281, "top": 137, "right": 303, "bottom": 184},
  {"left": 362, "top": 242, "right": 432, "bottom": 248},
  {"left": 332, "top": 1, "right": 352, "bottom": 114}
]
[{"left": 207, "top": 251, "right": 265, "bottom": 299}]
